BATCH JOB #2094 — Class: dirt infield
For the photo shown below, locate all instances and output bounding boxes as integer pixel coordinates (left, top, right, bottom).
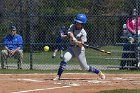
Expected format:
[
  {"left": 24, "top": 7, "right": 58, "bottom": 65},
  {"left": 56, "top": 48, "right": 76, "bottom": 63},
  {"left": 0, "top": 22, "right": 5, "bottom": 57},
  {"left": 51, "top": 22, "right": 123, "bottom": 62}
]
[{"left": 1, "top": 73, "right": 140, "bottom": 93}]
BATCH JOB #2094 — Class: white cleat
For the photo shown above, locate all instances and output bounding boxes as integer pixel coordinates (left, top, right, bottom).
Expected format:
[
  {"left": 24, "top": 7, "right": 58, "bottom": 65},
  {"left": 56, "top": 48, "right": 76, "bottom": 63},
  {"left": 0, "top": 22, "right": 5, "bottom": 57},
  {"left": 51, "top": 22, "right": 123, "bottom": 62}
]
[
  {"left": 60, "top": 55, "right": 63, "bottom": 59},
  {"left": 52, "top": 54, "right": 56, "bottom": 58},
  {"left": 53, "top": 75, "right": 60, "bottom": 80},
  {"left": 98, "top": 71, "right": 105, "bottom": 80},
  {"left": 52, "top": 53, "right": 56, "bottom": 58}
]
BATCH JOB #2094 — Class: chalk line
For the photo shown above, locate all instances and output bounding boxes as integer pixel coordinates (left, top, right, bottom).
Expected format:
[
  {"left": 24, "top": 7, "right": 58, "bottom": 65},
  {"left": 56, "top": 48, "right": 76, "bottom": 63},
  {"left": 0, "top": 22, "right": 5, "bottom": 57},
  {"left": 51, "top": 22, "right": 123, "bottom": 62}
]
[{"left": 11, "top": 86, "right": 71, "bottom": 93}]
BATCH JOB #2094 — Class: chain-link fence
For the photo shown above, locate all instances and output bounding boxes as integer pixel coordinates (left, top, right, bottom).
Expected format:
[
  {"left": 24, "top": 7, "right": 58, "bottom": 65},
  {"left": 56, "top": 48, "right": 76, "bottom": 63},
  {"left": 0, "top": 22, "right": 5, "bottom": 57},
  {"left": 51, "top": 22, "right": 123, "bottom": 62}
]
[{"left": 0, "top": 0, "right": 140, "bottom": 70}]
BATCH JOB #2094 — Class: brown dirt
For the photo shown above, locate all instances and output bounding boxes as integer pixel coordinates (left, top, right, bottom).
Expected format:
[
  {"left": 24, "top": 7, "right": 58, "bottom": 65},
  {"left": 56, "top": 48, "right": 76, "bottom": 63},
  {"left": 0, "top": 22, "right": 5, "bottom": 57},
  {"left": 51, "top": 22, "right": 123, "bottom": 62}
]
[{"left": 0, "top": 73, "right": 140, "bottom": 93}]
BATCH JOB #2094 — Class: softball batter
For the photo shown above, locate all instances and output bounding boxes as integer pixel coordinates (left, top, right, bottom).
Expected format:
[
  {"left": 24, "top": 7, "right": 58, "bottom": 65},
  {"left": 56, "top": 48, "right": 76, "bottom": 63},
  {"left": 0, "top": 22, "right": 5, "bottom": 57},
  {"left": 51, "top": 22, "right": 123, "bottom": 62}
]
[{"left": 53, "top": 14, "right": 105, "bottom": 80}]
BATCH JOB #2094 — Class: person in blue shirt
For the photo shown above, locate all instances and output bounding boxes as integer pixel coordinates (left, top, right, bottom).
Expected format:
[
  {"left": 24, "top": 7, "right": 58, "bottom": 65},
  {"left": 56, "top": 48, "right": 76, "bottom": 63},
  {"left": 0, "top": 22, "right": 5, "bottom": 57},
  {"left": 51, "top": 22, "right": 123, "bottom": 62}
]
[
  {"left": 1, "top": 26, "right": 23, "bottom": 69},
  {"left": 52, "top": 25, "right": 67, "bottom": 59}
]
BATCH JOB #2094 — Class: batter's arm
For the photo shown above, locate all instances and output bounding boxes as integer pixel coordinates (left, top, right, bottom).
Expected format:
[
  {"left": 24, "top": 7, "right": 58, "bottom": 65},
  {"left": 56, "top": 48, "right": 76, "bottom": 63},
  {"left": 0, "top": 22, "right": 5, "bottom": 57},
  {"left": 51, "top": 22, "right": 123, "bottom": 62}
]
[
  {"left": 68, "top": 32, "right": 83, "bottom": 47},
  {"left": 76, "top": 41, "right": 83, "bottom": 47},
  {"left": 60, "top": 33, "right": 67, "bottom": 38},
  {"left": 68, "top": 32, "right": 76, "bottom": 41}
]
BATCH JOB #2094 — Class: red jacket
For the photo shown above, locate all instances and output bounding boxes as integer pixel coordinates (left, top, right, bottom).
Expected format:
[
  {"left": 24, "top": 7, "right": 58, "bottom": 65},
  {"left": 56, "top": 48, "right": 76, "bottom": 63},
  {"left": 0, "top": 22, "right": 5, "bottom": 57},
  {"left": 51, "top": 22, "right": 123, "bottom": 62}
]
[{"left": 126, "top": 17, "right": 140, "bottom": 33}]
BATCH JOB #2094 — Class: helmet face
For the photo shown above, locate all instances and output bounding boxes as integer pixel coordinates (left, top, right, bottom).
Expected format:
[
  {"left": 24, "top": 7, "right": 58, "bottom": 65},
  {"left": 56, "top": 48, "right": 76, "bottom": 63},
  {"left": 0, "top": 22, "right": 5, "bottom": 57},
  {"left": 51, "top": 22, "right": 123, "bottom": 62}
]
[{"left": 74, "top": 14, "right": 87, "bottom": 24}]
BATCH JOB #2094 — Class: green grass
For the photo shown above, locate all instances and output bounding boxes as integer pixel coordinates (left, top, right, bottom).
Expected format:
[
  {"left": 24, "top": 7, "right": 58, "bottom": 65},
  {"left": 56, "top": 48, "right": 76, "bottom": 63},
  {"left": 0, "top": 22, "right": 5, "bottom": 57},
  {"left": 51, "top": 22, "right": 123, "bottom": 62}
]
[
  {"left": 0, "top": 69, "right": 140, "bottom": 74},
  {"left": 0, "top": 69, "right": 56, "bottom": 74},
  {"left": 11, "top": 45, "right": 122, "bottom": 65},
  {"left": 97, "top": 89, "right": 140, "bottom": 93}
]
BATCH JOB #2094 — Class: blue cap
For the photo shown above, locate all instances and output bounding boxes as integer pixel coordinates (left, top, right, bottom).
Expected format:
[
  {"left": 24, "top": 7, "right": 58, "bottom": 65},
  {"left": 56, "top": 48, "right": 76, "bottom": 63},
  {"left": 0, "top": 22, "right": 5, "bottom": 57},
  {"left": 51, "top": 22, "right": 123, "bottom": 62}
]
[{"left": 10, "top": 26, "right": 16, "bottom": 31}]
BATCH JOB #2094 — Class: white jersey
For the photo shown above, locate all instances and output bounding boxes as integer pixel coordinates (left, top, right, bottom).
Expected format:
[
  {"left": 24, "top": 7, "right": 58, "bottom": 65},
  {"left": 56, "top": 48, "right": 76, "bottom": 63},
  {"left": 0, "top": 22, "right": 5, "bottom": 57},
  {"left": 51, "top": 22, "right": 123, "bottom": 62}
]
[{"left": 68, "top": 24, "right": 87, "bottom": 45}]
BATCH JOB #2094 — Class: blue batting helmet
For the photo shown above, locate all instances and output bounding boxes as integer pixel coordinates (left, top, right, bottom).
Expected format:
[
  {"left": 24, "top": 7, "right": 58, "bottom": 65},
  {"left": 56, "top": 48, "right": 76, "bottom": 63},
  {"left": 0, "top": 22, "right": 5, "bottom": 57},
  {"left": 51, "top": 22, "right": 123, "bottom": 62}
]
[{"left": 74, "top": 14, "right": 87, "bottom": 24}]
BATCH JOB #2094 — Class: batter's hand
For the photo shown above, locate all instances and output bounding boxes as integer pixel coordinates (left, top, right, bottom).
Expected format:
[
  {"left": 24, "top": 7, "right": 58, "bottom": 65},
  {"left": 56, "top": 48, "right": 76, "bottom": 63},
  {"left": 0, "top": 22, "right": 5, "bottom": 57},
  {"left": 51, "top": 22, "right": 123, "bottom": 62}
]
[
  {"left": 74, "top": 40, "right": 83, "bottom": 47},
  {"left": 61, "top": 33, "right": 67, "bottom": 38}
]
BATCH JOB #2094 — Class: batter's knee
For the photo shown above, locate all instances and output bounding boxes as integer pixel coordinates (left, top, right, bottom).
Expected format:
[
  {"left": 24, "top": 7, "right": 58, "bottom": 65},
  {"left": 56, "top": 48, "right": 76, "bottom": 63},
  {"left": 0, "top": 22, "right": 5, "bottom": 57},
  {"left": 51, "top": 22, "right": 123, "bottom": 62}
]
[{"left": 63, "top": 55, "right": 70, "bottom": 62}]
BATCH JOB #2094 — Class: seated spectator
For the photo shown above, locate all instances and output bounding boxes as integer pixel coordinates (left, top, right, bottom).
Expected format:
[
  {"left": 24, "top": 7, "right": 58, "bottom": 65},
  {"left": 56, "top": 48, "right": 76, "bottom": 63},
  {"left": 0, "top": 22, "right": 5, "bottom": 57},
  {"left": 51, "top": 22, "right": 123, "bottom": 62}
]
[
  {"left": 126, "top": 8, "right": 140, "bottom": 44},
  {"left": 120, "top": 24, "right": 129, "bottom": 69},
  {"left": 120, "top": 8, "right": 140, "bottom": 69},
  {"left": 1, "top": 25, "right": 23, "bottom": 69}
]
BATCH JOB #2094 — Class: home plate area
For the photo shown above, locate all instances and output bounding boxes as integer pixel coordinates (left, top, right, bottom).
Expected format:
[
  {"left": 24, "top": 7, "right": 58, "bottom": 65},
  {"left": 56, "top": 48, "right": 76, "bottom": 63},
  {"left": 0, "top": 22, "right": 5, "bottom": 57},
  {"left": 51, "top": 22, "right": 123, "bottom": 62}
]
[{"left": 0, "top": 73, "right": 140, "bottom": 93}]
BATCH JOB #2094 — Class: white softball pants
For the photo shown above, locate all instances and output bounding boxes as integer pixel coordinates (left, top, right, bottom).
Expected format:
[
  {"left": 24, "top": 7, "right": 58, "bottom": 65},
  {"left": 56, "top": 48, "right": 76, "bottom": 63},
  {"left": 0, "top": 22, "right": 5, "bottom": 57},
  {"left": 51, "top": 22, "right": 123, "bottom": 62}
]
[{"left": 63, "top": 46, "right": 90, "bottom": 71}]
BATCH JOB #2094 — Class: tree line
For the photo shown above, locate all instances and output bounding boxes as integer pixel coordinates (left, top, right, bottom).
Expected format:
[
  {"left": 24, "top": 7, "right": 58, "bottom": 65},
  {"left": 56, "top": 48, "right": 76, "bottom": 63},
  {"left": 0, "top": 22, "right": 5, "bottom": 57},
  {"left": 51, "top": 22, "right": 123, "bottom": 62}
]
[{"left": 0, "top": 0, "right": 138, "bottom": 51}]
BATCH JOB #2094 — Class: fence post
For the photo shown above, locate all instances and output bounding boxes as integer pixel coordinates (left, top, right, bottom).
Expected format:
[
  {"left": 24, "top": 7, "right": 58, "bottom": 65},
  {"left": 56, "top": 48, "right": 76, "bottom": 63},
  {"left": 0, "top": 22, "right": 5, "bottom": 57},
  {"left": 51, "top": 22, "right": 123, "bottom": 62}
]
[
  {"left": 28, "top": 0, "right": 33, "bottom": 70},
  {"left": 135, "top": 0, "right": 139, "bottom": 69}
]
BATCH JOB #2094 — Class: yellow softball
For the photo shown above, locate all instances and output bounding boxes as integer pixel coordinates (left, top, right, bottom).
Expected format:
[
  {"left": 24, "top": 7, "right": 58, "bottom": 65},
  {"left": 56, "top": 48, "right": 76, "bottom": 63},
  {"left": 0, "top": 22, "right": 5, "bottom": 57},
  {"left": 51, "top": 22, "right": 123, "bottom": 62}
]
[{"left": 44, "top": 46, "right": 49, "bottom": 52}]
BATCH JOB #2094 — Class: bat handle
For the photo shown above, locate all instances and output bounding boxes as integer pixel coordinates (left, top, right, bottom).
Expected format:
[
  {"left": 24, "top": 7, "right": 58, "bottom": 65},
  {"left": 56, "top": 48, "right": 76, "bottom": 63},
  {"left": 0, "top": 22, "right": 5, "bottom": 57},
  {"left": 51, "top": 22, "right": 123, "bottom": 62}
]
[{"left": 82, "top": 44, "right": 89, "bottom": 48}]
